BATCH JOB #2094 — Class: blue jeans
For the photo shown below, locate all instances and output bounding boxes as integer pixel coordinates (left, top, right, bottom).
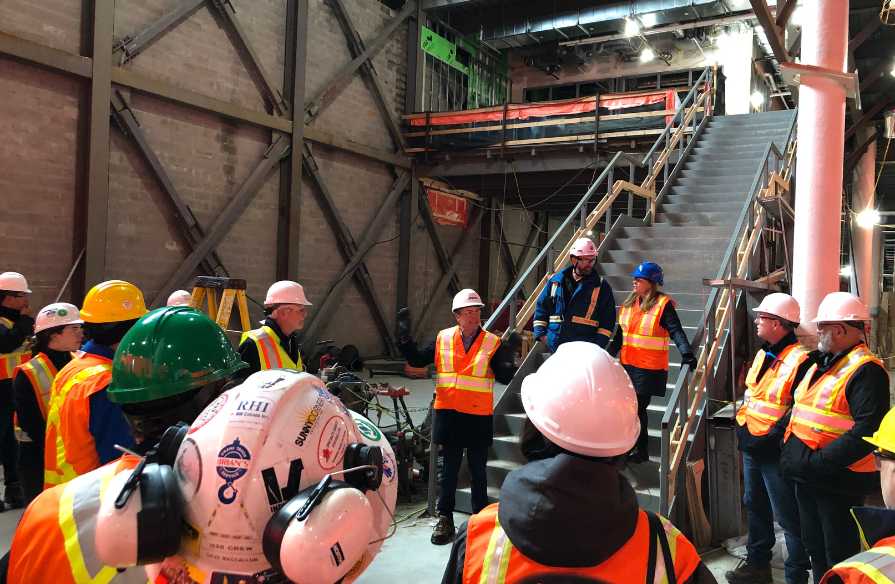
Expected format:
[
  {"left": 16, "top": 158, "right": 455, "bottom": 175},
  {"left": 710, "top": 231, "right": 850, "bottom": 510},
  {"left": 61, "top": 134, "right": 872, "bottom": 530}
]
[
  {"left": 743, "top": 452, "right": 811, "bottom": 584},
  {"left": 438, "top": 445, "right": 489, "bottom": 516}
]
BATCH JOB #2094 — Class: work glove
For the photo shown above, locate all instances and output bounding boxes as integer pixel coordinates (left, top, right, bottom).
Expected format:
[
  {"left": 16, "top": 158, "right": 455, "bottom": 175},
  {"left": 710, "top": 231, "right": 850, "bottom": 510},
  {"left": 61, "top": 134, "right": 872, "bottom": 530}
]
[
  {"left": 681, "top": 352, "right": 698, "bottom": 371},
  {"left": 396, "top": 308, "right": 412, "bottom": 345}
]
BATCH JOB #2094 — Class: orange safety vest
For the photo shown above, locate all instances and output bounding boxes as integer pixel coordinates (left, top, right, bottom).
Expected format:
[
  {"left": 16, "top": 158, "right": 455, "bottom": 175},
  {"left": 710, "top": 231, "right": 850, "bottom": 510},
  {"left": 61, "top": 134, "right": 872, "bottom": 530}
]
[
  {"left": 785, "top": 344, "right": 886, "bottom": 473},
  {"left": 8, "top": 456, "right": 145, "bottom": 584},
  {"left": 434, "top": 327, "right": 500, "bottom": 415},
  {"left": 13, "top": 352, "right": 63, "bottom": 442},
  {"left": 820, "top": 535, "right": 895, "bottom": 584},
  {"left": 736, "top": 343, "right": 809, "bottom": 436},
  {"left": 619, "top": 295, "right": 674, "bottom": 371},
  {"left": 240, "top": 326, "right": 304, "bottom": 372},
  {"left": 44, "top": 353, "right": 113, "bottom": 490},
  {"left": 463, "top": 504, "right": 703, "bottom": 584},
  {"left": 0, "top": 316, "right": 31, "bottom": 380}
]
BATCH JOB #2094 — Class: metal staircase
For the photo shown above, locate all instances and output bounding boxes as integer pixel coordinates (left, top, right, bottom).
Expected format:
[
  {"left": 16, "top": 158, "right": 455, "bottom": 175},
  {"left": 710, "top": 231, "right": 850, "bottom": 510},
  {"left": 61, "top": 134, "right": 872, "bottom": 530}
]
[{"left": 453, "top": 70, "right": 798, "bottom": 515}]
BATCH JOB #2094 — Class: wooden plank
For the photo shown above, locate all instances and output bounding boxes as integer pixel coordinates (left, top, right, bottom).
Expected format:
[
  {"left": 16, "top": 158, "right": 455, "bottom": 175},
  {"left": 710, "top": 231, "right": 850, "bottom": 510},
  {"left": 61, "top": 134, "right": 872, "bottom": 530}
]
[{"left": 617, "top": 180, "right": 656, "bottom": 200}]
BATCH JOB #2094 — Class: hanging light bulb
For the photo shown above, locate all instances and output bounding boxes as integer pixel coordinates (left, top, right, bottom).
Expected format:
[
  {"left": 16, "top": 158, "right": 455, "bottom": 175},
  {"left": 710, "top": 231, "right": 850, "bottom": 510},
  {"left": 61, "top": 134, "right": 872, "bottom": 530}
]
[
  {"left": 641, "top": 48, "right": 655, "bottom": 62},
  {"left": 624, "top": 17, "right": 640, "bottom": 37},
  {"left": 750, "top": 91, "right": 764, "bottom": 108},
  {"left": 857, "top": 209, "right": 881, "bottom": 228}
]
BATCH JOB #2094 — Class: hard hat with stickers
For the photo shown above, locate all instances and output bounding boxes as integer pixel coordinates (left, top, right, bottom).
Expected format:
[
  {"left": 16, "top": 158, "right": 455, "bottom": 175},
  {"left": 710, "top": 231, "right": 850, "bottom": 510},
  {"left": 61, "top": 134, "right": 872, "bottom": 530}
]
[{"left": 94, "top": 370, "right": 398, "bottom": 584}]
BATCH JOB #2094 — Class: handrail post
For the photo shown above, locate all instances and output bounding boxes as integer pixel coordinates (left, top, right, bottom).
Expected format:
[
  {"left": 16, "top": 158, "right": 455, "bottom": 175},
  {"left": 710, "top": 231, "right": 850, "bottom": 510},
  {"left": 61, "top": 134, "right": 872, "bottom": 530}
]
[
  {"left": 547, "top": 247, "right": 555, "bottom": 276},
  {"left": 580, "top": 205, "right": 587, "bottom": 231},
  {"left": 508, "top": 293, "right": 517, "bottom": 332}
]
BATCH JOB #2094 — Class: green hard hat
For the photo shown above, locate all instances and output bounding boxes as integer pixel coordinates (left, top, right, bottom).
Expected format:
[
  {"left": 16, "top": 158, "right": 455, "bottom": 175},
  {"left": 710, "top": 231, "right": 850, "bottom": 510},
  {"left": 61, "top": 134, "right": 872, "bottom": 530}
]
[{"left": 108, "top": 306, "right": 248, "bottom": 404}]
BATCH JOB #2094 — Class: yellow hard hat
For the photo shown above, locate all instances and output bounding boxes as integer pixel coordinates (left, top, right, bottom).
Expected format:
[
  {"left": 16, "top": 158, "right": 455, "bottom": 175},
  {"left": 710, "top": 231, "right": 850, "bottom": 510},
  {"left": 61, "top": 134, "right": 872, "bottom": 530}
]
[
  {"left": 865, "top": 407, "right": 895, "bottom": 454},
  {"left": 80, "top": 280, "right": 148, "bottom": 323}
]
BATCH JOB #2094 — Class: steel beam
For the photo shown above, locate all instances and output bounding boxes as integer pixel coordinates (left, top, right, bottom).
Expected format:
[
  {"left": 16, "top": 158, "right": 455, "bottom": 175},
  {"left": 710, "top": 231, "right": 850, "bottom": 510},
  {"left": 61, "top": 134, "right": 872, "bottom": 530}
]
[
  {"left": 0, "top": 31, "right": 92, "bottom": 78},
  {"left": 152, "top": 138, "right": 291, "bottom": 307},
  {"left": 750, "top": 0, "right": 789, "bottom": 64},
  {"left": 845, "top": 129, "right": 881, "bottom": 174},
  {"left": 478, "top": 201, "right": 493, "bottom": 313},
  {"left": 859, "top": 58, "right": 893, "bottom": 94},
  {"left": 788, "top": 30, "right": 801, "bottom": 60},
  {"left": 413, "top": 206, "right": 484, "bottom": 341},
  {"left": 494, "top": 211, "right": 526, "bottom": 300},
  {"left": 305, "top": 1, "right": 416, "bottom": 124},
  {"left": 845, "top": 96, "right": 895, "bottom": 141},
  {"left": 404, "top": 3, "right": 424, "bottom": 116},
  {"left": 775, "top": 0, "right": 798, "bottom": 28},
  {"left": 849, "top": 17, "right": 882, "bottom": 53},
  {"left": 418, "top": 192, "right": 463, "bottom": 296},
  {"left": 303, "top": 126, "right": 410, "bottom": 168},
  {"left": 327, "top": 0, "right": 408, "bottom": 151},
  {"left": 502, "top": 218, "right": 541, "bottom": 299},
  {"left": 84, "top": 0, "right": 115, "bottom": 289},
  {"left": 209, "top": 0, "right": 290, "bottom": 116},
  {"left": 116, "top": 0, "right": 205, "bottom": 64},
  {"left": 299, "top": 171, "right": 410, "bottom": 351},
  {"left": 110, "top": 90, "right": 227, "bottom": 277},
  {"left": 397, "top": 167, "right": 418, "bottom": 311},
  {"left": 301, "top": 145, "right": 399, "bottom": 355}
]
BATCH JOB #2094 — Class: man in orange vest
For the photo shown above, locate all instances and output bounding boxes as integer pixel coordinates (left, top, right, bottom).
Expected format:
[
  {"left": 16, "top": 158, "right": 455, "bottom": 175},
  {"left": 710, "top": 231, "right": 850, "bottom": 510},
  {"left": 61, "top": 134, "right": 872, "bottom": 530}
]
[
  {"left": 396, "top": 289, "right": 518, "bottom": 545},
  {"left": 821, "top": 406, "right": 895, "bottom": 584},
  {"left": 442, "top": 341, "right": 714, "bottom": 584},
  {"left": 0, "top": 271, "right": 35, "bottom": 510},
  {"left": 4, "top": 306, "right": 248, "bottom": 584},
  {"left": 43, "top": 280, "right": 148, "bottom": 490},
  {"left": 237, "top": 280, "right": 311, "bottom": 379},
  {"left": 781, "top": 292, "right": 890, "bottom": 583},
  {"left": 726, "top": 293, "right": 813, "bottom": 584}
]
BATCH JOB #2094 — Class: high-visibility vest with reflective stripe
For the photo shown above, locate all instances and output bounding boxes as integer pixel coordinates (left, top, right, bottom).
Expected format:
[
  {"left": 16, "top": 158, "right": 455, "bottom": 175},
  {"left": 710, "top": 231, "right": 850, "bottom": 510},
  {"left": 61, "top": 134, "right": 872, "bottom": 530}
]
[
  {"left": 13, "top": 352, "right": 61, "bottom": 442},
  {"left": 533, "top": 281, "right": 612, "bottom": 339},
  {"left": 434, "top": 327, "right": 500, "bottom": 415},
  {"left": 240, "top": 326, "right": 304, "bottom": 372},
  {"left": 462, "top": 504, "right": 703, "bottom": 584},
  {"left": 785, "top": 344, "right": 885, "bottom": 473},
  {"left": 44, "top": 355, "right": 113, "bottom": 490},
  {"left": 736, "top": 343, "right": 809, "bottom": 436},
  {"left": 619, "top": 295, "right": 674, "bottom": 371},
  {"left": 8, "top": 456, "right": 146, "bottom": 584},
  {"left": 0, "top": 316, "right": 31, "bottom": 380},
  {"left": 821, "top": 536, "right": 895, "bottom": 584}
]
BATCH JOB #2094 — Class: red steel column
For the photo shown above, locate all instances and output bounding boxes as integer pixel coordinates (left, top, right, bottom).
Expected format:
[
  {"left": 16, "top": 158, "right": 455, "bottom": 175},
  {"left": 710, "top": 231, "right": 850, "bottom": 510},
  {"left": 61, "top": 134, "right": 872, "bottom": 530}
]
[{"left": 852, "top": 128, "right": 878, "bottom": 309}]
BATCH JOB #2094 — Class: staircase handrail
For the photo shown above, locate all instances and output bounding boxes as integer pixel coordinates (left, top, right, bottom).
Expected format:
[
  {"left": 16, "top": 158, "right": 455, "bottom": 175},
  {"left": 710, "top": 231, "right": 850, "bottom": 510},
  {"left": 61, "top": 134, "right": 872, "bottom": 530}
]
[
  {"left": 659, "top": 110, "right": 799, "bottom": 517},
  {"left": 484, "top": 66, "right": 715, "bottom": 335}
]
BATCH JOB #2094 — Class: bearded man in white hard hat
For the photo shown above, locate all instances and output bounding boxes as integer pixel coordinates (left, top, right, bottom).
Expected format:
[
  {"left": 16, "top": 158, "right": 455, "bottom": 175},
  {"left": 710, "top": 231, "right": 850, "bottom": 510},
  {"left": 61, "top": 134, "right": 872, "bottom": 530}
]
[
  {"left": 395, "top": 289, "right": 519, "bottom": 546},
  {"left": 237, "top": 281, "right": 312, "bottom": 380},
  {"left": 726, "top": 293, "right": 812, "bottom": 584},
  {"left": 533, "top": 237, "right": 616, "bottom": 352},
  {"left": 780, "top": 292, "right": 890, "bottom": 582}
]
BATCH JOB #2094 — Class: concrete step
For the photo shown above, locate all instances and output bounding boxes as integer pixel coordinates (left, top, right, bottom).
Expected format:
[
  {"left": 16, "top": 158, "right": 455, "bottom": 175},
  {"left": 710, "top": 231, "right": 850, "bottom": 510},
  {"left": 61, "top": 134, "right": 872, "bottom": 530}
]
[
  {"left": 691, "top": 145, "right": 769, "bottom": 157},
  {"left": 683, "top": 159, "right": 765, "bottom": 172},
  {"left": 617, "top": 225, "right": 734, "bottom": 240},
  {"left": 610, "top": 235, "right": 731, "bottom": 252},
  {"left": 677, "top": 168, "right": 756, "bottom": 180},
  {"left": 658, "top": 202, "right": 745, "bottom": 214},
  {"left": 655, "top": 211, "right": 740, "bottom": 226},
  {"left": 456, "top": 486, "right": 501, "bottom": 510},
  {"left": 668, "top": 184, "right": 749, "bottom": 196},
  {"left": 486, "top": 459, "right": 524, "bottom": 484},
  {"left": 673, "top": 176, "right": 759, "bottom": 188},
  {"left": 602, "top": 248, "right": 727, "bottom": 266},
  {"left": 492, "top": 435, "right": 527, "bottom": 465},
  {"left": 493, "top": 412, "right": 527, "bottom": 437},
  {"left": 661, "top": 192, "right": 746, "bottom": 205}
]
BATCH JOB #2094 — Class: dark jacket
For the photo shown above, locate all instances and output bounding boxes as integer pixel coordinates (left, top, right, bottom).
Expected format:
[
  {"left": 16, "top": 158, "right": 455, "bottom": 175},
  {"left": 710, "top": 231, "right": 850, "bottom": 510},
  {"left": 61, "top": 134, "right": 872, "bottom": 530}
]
[
  {"left": 12, "top": 348, "right": 71, "bottom": 470},
  {"left": 81, "top": 341, "right": 136, "bottom": 465},
  {"left": 735, "top": 331, "right": 815, "bottom": 457},
  {"left": 235, "top": 318, "right": 301, "bottom": 381},
  {"left": 533, "top": 266, "right": 616, "bottom": 352},
  {"left": 398, "top": 328, "right": 516, "bottom": 448},
  {"left": 606, "top": 298, "right": 692, "bottom": 397},
  {"left": 441, "top": 454, "right": 716, "bottom": 584},
  {"left": 0, "top": 306, "right": 35, "bottom": 405},
  {"left": 780, "top": 343, "right": 890, "bottom": 496},
  {"left": 822, "top": 506, "right": 895, "bottom": 584}
]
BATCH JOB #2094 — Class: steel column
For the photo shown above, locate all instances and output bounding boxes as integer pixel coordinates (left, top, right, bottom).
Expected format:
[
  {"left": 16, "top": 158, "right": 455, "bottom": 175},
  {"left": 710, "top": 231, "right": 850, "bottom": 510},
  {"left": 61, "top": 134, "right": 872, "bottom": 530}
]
[
  {"left": 404, "top": 3, "right": 425, "bottom": 116},
  {"left": 397, "top": 169, "right": 418, "bottom": 311}
]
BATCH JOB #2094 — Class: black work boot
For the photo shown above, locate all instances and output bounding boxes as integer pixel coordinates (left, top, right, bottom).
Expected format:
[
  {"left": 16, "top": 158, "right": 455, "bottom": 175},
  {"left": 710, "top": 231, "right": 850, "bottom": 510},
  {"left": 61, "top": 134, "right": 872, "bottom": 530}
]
[
  {"left": 627, "top": 443, "right": 649, "bottom": 464},
  {"left": 431, "top": 515, "right": 455, "bottom": 545},
  {"left": 5, "top": 483, "right": 24, "bottom": 510},
  {"left": 725, "top": 562, "right": 772, "bottom": 584}
]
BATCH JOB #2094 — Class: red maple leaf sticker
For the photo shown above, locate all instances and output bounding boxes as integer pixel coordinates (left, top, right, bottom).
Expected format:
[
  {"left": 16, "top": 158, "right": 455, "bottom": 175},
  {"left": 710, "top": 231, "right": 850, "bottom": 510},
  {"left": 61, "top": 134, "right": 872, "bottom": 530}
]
[{"left": 322, "top": 448, "right": 332, "bottom": 460}]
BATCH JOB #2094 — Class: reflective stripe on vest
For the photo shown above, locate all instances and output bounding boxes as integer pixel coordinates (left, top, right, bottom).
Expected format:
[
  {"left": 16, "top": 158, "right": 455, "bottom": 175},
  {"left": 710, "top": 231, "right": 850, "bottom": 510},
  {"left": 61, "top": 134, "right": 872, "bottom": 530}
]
[
  {"left": 785, "top": 344, "right": 885, "bottom": 473},
  {"left": 0, "top": 317, "right": 30, "bottom": 380},
  {"left": 434, "top": 327, "right": 500, "bottom": 415},
  {"left": 825, "top": 546, "right": 895, "bottom": 584},
  {"left": 17, "top": 353, "right": 58, "bottom": 420},
  {"left": 44, "top": 365, "right": 112, "bottom": 487},
  {"left": 570, "top": 281, "right": 601, "bottom": 328},
  {"left": 619, "top": 295, "right": 673, "bottom": 371},
  {"left": 241, "top": 326, "right": 303, "bottom": 372},
  {"left": 736, "top": 344, "right": 808, "bottom": 436}
]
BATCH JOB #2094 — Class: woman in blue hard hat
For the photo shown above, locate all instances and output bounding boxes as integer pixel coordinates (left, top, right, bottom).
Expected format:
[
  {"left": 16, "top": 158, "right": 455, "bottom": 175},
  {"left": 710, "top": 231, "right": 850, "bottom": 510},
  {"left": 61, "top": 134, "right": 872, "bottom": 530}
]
[{"left": 608, "top": 262, "right": 697, "bottom": 464}]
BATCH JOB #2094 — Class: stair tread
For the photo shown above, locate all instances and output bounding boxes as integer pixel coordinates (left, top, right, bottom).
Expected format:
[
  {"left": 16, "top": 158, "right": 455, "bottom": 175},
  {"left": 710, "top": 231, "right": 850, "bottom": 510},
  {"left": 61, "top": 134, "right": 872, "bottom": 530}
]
[{"left": 487, "top": 459, "right": 524, "bottom": 470}]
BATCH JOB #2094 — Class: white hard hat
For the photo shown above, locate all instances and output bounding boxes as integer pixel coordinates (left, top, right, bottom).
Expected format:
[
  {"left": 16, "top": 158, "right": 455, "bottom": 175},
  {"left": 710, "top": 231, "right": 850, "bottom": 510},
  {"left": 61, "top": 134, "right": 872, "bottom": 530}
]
[
  {"left": 34, "top": 303, "right": 84, "bottom": 333},
  {"left": 265, "top": 281, "right": 312, "bottom": 306},
  {"left": 0, "top": 272, "right": 31, "bottom": 293},
  {"left": 570, "top": 238, "right": 598, "bottom": 257},
  {"left": 521, "top": 341, "right": 639, "bottom": 457},
  {"left": 95, "top": 370, "right": 396, "bottom": 583},
  {"left": 812, "top": 291, "right": 871, "bottom": 323},
  {"left": 753, "top": 293, "right": 800, "bottom": 323},
  {"left": 452, "top": 288, "right": 485, "bottom": 312},
  {"left": 166, "top": 290, "right": 192, "bottom": 307}
]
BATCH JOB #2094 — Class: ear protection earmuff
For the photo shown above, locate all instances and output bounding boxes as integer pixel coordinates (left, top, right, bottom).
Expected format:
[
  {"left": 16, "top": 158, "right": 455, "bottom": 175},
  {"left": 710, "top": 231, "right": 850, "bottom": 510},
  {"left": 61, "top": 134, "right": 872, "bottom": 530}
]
[
  {"left": 154, "top": 422, "right": 189, "bottom": 467},
  {"left": 342, "top": 443, "right": 383, "bottom": 492}
]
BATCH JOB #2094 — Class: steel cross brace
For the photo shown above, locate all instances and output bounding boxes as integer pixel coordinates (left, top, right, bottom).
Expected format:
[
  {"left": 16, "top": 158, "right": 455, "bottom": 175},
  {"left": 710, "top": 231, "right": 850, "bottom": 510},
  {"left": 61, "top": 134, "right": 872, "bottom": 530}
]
[
  {"left": 152, "top": 137, "right": 291, "bottom": 308},
  {"left": 110, "top": 90, "right": 228, "bottom": 278},
  {"left": 114, "top": 0, "right": 205, "bottom": 64},
  {"left": 301, "top": 144, "right": 399, "bottom": 355},
  {"left": 417, "top": 192, "right": 462, "bottom": 296},
  {"left": 326, "top": 0, "right": 407, "bottom": 151},
  {"left": 494, "top": 210, "right": 527, "bottom": 301},
  {"left": 501, "top": 216, "right": 540, "bottom": 300},
  {"left": 298, "top": 170, "right": 411, "bottom": 352}
]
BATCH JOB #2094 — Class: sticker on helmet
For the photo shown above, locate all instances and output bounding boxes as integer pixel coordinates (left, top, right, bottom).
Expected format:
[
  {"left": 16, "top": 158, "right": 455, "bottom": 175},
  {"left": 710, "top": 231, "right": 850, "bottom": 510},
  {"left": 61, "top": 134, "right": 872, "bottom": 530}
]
[
  {"left": 216, "top": 438, "right": 251, "bottom": 504},
  {"left": 344, "top": 553, "right": 366, "bottom": 581},
  {"left": 314, "top": 386, "right": 334, "bottom": 402},
  {"left": 318, "top": 416, "right": 348, "bottom": 470},
  {"left": 57, "top": 308, "right": 68, "bottom": 317},
  {"left": 122, "top": 300, "right": 132, "bottom": 310},
  {"left": 209, "top": 572, "right": 254, "bottom": 584},
  {"left": 175, "top": 437, "right": 202, "bottom": 503},
  {"left": 294, "top": 395, "right": 326, "bottom": 447},
  {"left": 382, "top": 452, "right": 397, "bottom": 485},
  {"left": 189, "top": 393, "right": 229, "bottom": 435},
  {"left": 181, "top": 519, "right": 202, "bottom": 557},
  {"left": 355, "top": 418, "right": 382, "bottom": 442},
  {"left": 229, "top": 396, "right": 273, "bottom": 429},
  {"left": 260, "top": 458, "right": 304, "bottom": 513},
  {"left": 330, "top": 541, "right": 345, "bottom": 566},
  {"left": 156, "top": 556, "right": 205, "bottom": 584}
]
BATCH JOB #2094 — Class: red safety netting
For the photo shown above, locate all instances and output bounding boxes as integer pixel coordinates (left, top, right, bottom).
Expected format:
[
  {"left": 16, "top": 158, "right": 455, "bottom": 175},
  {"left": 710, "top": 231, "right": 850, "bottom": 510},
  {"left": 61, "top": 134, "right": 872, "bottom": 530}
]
[{"left": 409, "top": 90, "right": 677, "bottom": 126}]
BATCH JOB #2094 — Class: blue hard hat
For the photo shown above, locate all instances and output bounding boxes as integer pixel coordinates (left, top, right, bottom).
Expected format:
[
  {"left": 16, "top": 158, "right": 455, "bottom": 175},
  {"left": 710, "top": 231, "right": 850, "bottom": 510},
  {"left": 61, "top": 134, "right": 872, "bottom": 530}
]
[{"left": 631, "top": 262, "right": 664, "bottom": 286}]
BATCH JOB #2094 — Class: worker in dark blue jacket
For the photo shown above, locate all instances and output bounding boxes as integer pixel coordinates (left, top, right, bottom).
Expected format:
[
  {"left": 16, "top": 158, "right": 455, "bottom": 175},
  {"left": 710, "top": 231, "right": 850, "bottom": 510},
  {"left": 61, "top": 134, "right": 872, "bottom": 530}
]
[{"left": 533, "top": 237, "right": 616, "bottom": 352}]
